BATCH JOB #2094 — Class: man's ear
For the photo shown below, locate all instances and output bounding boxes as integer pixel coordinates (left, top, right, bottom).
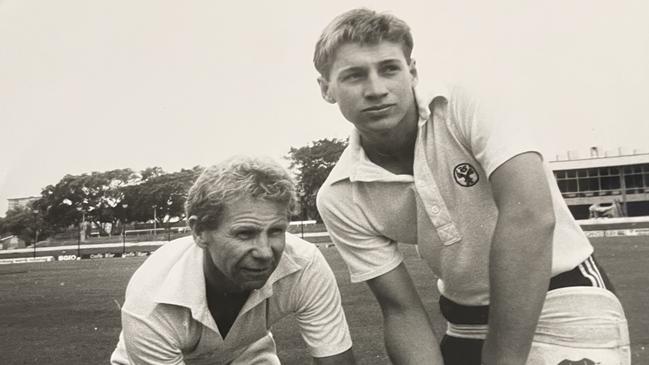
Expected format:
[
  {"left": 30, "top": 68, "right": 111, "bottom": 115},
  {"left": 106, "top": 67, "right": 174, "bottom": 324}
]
[
  {"left": 188, "top": 215, "right": 207, "bottom": 248},
  {"left": 317, "top": 76, "right": 336, "bottom": 104},
  {"left": 409, "top": 58, "right": 419, "bottom": 87},
  {"left": 193, "top": 231, "right": 207, "bottom": 248}
]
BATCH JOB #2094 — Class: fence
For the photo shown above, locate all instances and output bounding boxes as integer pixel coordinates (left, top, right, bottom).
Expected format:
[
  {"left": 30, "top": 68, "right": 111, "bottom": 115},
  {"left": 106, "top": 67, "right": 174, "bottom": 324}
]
[{"left": 0, "top": 220, "right": 333, "bottom": 263}]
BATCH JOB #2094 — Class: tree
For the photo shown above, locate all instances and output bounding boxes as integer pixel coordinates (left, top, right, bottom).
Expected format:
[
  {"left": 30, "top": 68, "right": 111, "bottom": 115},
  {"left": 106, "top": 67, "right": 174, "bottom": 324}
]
[
  {"left": 0, "top": 205, "right": 52, "bottom": 245},
  {"left": 122, "top": 166, "right": 203, "bottom": 225},
  {"left": 36, "top": 169, "right": 138, "bottom": 235},
  {"left": 286, "top": 138, "right": 348, "bottom": 222},
  {"left": 140, "top": 166, "right": 165, "bottom": 181}
]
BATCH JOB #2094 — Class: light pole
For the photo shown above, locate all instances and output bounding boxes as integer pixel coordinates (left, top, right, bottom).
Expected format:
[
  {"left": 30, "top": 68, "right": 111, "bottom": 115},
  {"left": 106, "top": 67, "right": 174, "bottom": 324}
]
[
  {"left": 167, "top": 199, "right": 173, "bottom": 241},
  {"left": 299, "top": 191, "right": 307, "bottom": 238},
  {"left": 77, "top": 210, "right": 85, "bottom": 258},
  {"left": 32, "top": 209, "right": 39, "bottom": 258},
  {"left": 121, "top": 203, "right": 129, "bottom": 256},
  {"left": 152, "top": 205, "right": 157, "bottom": 236}
]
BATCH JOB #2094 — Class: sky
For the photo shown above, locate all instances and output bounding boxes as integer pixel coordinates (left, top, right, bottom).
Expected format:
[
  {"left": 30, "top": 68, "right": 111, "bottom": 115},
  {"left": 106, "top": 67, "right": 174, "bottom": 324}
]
[{"left": 1, "top": 0, "right": 648, "bottom": 216}]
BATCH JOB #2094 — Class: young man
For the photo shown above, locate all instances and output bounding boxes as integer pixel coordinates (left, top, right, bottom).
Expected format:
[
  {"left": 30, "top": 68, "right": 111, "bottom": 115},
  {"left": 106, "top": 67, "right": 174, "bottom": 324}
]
[
  {"left": 314, "top": 8, "right": 630, "bottom": 365},
  {"left": 111, "top": 156, "right": 355, "bottom": 364}
]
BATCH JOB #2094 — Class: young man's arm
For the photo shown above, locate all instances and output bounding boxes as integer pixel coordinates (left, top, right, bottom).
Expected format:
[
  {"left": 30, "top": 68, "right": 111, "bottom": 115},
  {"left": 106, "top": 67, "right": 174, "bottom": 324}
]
[
  {"left": 313, "top": 348, "right": 355, "bottom": 364},
  {"left": 366, "top": 263, "right": 444, "bottom": 364},
  {"left": 483, "top": 152, "right": 556, "bottom": 365}
]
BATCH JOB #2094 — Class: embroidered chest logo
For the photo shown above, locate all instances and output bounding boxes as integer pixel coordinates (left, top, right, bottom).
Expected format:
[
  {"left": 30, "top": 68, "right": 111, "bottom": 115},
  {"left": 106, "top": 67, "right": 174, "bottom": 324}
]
[{"left": 453, "top": 163, "right": 479, "bottom": 187}]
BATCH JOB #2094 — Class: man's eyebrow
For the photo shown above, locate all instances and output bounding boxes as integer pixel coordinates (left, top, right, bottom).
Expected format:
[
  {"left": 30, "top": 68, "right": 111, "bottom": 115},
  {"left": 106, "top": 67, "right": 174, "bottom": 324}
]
[
  {"left": 338, "top": 66, "right": 366, "bottom": 74},
  {"left": 377, "top": 58, "right": 402, "bottom": 65},
  {"left": 230, "top": 224, "right": 261, "bottom": 231}
]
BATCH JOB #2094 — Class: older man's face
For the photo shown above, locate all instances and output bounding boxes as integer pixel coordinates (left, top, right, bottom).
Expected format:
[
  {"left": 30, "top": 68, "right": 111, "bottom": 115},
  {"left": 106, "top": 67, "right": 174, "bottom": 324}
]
[{"left": 197, "top": 195, "right": 289, "bottom": 291}]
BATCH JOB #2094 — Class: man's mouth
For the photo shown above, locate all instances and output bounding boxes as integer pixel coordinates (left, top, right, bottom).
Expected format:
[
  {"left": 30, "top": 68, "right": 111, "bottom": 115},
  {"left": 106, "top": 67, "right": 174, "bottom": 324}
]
[
  {"left": 242, "top": 267, "right": 271, "bottom": 275},
  {"left": 363, "top": 104, "right": 394, "bottom": 112}
]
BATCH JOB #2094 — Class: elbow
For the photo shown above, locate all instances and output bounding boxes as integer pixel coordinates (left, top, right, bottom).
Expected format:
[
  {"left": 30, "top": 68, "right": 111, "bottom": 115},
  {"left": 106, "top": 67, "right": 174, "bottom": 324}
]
[
  {"left": 534, "top": 208, "right": 556, "bottom": 237},
  {"left": 512, "top": 204, "right": 555, "bottom": 229},
  {"left": 501, "top": 204, "right": 556, "bottom": 240},
  {"left": 541, "top": 207, "right": 556, "bottom": 234}
]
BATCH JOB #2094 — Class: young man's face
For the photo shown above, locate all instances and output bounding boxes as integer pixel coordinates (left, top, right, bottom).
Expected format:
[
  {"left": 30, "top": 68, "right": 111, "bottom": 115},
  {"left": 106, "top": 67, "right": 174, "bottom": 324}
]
[
  {"left": 318, "top": 41, "right": 418, "bottom": 135},
  {"left": 195, "top": 195, "right": 289, "bottom": 292}
]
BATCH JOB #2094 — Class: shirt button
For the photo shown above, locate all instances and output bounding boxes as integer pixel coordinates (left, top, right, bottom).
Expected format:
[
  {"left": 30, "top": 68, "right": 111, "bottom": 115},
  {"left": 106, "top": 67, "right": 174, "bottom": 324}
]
[{"left": 431, "top": 205, "right": 440, "bottom": 215}]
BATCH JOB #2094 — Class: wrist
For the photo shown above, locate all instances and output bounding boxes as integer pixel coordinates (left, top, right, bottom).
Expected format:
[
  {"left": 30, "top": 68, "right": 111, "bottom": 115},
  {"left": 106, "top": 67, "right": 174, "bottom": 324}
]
[{"left": 482, "top": 339, "right": 529, "bottom": 365}]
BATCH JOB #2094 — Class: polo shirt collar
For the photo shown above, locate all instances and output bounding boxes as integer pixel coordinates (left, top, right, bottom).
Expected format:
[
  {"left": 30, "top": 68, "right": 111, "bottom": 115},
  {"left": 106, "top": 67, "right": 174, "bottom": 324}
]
[
  {"left": 330, "top": 131, "right": 414, "bottom": 184},
  {"left": 327, "top": 82, "right": 448, "bottom": 185},
  {"left": 153, "top": 239, "right": 302, "bottom": 332}
]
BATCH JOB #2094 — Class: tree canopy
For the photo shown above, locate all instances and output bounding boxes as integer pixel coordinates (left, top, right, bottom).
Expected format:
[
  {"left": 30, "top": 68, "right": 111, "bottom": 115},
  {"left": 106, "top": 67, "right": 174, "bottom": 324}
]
[
  {"left": 122, "top": 167, "right": 203, "bottom": 225},
  {"left": 286, "top": 138, "right": 348, "bottom": 222},
  {"left": 6, "top": 136, "right": 349, "bottom": 239},
  {"left": 33, "top": 166, "right": 203, "bottom": 235},
  {"left": 0, "top": 204, "right": 52, "bottom": 245},
  {"left": 36, "top": 169, "right": 137, "bottom": 235}
]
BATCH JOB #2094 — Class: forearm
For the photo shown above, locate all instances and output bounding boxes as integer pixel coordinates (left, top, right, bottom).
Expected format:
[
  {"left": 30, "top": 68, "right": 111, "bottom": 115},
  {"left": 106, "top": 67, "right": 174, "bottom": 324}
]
[
  {"left": 313, "top": 348, "right": 356, "bottom": 365},
  {"left": 382, "top": 303, "right": 443, "bottom": 364},
  {"left": 367, "top": 264, "right": 443, "bottom": 365},
  {"left": 483, "top": 213, "right": 554, "bottom": 365}
]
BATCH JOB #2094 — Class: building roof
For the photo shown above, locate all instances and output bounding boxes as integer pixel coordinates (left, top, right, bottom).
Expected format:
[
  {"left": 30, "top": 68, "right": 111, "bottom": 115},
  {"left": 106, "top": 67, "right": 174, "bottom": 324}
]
[
  {"left": 549, "top": 153, "right": 649, "bottom": 171},
  {"left": 7, "top": 196, "right": 40, "bottom": 202}
]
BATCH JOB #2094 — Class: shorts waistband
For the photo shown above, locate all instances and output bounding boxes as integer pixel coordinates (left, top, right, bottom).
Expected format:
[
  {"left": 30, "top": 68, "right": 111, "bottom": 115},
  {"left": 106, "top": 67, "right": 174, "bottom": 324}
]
[{"left": 440, "top": 255, "right": 613, "bottom": 325}]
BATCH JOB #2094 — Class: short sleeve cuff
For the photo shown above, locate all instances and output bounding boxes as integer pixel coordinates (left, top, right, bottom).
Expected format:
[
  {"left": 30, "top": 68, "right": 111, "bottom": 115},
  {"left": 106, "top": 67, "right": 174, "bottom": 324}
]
[
  {"left": 348, "top": 251, "right": 404, "bottom": 283},
  {"left": 484, "top": 148, "right": 543, "bottom": 178},
  {"left": 309, "top": 337, "right": 353, "bottom": 359}
]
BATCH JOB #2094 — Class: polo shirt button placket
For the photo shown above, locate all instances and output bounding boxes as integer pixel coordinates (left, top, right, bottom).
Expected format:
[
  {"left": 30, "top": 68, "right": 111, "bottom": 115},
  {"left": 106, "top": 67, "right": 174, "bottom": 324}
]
[{"left": 431, "top": 205, "right": 441, "bottom": 215}]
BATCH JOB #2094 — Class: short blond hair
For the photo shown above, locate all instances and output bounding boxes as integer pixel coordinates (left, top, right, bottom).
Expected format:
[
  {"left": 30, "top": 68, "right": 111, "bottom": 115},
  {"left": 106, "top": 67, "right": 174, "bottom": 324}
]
[{"left": 313, "top": 8, "right": 414, "bottom": 79}]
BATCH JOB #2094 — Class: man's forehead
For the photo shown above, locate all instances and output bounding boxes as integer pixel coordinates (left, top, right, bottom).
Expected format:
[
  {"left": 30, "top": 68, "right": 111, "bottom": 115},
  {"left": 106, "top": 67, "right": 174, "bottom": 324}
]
[{"left": 331, "top": 41, "right": 407, "bottom": 70}]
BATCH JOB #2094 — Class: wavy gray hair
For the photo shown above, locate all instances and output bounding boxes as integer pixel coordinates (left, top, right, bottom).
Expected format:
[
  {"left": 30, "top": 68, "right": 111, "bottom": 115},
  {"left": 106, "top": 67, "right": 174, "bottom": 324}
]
[{"left": 185, "top": 155, "right": 297, "bottom": 234}]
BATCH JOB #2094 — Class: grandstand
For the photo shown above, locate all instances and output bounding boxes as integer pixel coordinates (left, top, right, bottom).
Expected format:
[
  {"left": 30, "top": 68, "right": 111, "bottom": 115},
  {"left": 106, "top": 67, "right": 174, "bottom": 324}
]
[{"left": 549, "top": 150, "right": 649, "bottom": 219}]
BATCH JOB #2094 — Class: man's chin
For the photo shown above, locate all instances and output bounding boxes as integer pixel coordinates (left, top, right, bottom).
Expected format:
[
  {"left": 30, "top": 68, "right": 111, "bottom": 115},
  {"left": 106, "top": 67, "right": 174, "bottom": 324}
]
[
  {"left": 358, "top": 118, "right": 401, "bottom": 134},
  {"left": 238, "top": 274, "right": 272, "bottom": 291},
  {"left": 240, "top": 279, "right": 269, "bottom": 291}
]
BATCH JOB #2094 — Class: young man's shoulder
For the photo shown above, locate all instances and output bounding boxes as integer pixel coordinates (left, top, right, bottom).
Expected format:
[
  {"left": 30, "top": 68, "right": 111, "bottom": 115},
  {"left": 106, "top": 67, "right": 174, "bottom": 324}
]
[{"left": 322, "top": 145, "right": 355, "bottom": 188}]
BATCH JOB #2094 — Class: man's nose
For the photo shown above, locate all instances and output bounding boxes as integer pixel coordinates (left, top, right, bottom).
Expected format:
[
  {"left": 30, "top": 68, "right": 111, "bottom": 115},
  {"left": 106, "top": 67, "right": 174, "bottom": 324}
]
[
  {"left": 363, "top": 71, "right": 388, "bottom": 99},
  {"left": 251, "top": 234, "right": 274, "bottom": 261}
]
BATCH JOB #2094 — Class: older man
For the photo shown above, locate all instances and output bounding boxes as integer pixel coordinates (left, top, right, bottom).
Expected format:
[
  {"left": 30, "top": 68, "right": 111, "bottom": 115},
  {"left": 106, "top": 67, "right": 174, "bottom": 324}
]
[{"left": 111, "top": 156, "right": 355, "bottom": 364}]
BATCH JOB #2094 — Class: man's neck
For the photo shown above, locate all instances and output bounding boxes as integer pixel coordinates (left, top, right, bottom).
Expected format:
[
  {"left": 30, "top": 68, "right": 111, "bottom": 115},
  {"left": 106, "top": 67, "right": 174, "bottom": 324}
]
[
  {"left": 203, "top": 253, "right": 245, "bottom": 295},
  {"left": 360, "top": 103, "right": 419, "bottom": 175}
]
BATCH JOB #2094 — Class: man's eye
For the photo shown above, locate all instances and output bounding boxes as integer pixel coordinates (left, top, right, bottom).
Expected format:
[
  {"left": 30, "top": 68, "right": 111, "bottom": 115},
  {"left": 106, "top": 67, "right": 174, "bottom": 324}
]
[
  {"left": 382, "top": 65, "right": 400, "bottom": 74},
  {"left": 236, "top": 231, "right": 254, "bottom": 240},
  {"left": 269, "top": 228, "right": 286, "bottom": 236},
  {"left": 343, "top": 73, "right": 363, "bottom": 81}
]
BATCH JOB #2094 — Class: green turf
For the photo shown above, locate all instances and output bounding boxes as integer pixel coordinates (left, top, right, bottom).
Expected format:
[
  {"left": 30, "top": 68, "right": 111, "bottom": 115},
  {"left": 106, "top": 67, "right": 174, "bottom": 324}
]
[{"left": 0, "top": 237, "right": 647, "bottom": 364}]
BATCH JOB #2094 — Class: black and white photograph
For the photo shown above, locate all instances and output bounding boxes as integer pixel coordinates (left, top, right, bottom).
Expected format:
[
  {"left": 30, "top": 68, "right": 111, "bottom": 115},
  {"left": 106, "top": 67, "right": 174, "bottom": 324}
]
[{"left": 1, "top": 1, "right": 647, "bottom": 364}]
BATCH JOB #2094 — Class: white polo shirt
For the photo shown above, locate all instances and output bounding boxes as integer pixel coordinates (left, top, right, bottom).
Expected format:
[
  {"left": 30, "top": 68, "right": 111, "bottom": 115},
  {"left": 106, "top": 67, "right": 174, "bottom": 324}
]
[
  {"left": 110, "top": 234, "right": 352, "bottom": 364},
  {"left": 317, "top": 83, "right": 593, "bottom": 305}
]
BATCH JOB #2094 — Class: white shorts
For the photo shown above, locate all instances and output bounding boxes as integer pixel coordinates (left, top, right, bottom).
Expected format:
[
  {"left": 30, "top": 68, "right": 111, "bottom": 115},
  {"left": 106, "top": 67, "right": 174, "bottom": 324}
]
[{"left": 447, "top": 287, "right": 630, "bottom": 365}]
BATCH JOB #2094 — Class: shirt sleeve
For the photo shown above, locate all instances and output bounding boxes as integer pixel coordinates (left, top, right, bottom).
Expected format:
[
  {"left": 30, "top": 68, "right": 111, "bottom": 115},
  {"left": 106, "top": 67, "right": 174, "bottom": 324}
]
[
  {"left": 291, "top": 248, "right": 353, "bottom": 358},
  {"left": 446, "top": 84, "right": 543, "bottom": 178},
  {"left": 113, "top": 309, "right": 186, "bottom": 365},
  {"left": 317, "top": 182, "right": 404, "bottom": 283}
]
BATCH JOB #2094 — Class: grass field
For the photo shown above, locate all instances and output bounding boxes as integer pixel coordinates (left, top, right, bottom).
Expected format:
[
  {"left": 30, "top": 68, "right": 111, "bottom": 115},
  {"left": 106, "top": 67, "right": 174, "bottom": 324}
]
[{"left": 1, "top": 236, "right": 647, "bottom": 365}]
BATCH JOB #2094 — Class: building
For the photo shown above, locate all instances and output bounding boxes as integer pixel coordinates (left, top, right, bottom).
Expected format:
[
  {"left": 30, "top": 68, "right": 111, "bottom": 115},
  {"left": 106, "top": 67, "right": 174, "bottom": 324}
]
[
  {"left": 0, "top": 235, "right": 26, "bottom": 250},
  {"left": 549, "top": 150, "right": 649, "bottom": 219},
  {"left": 6, "top": 196, "right": 40, "bottom": 212}
]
